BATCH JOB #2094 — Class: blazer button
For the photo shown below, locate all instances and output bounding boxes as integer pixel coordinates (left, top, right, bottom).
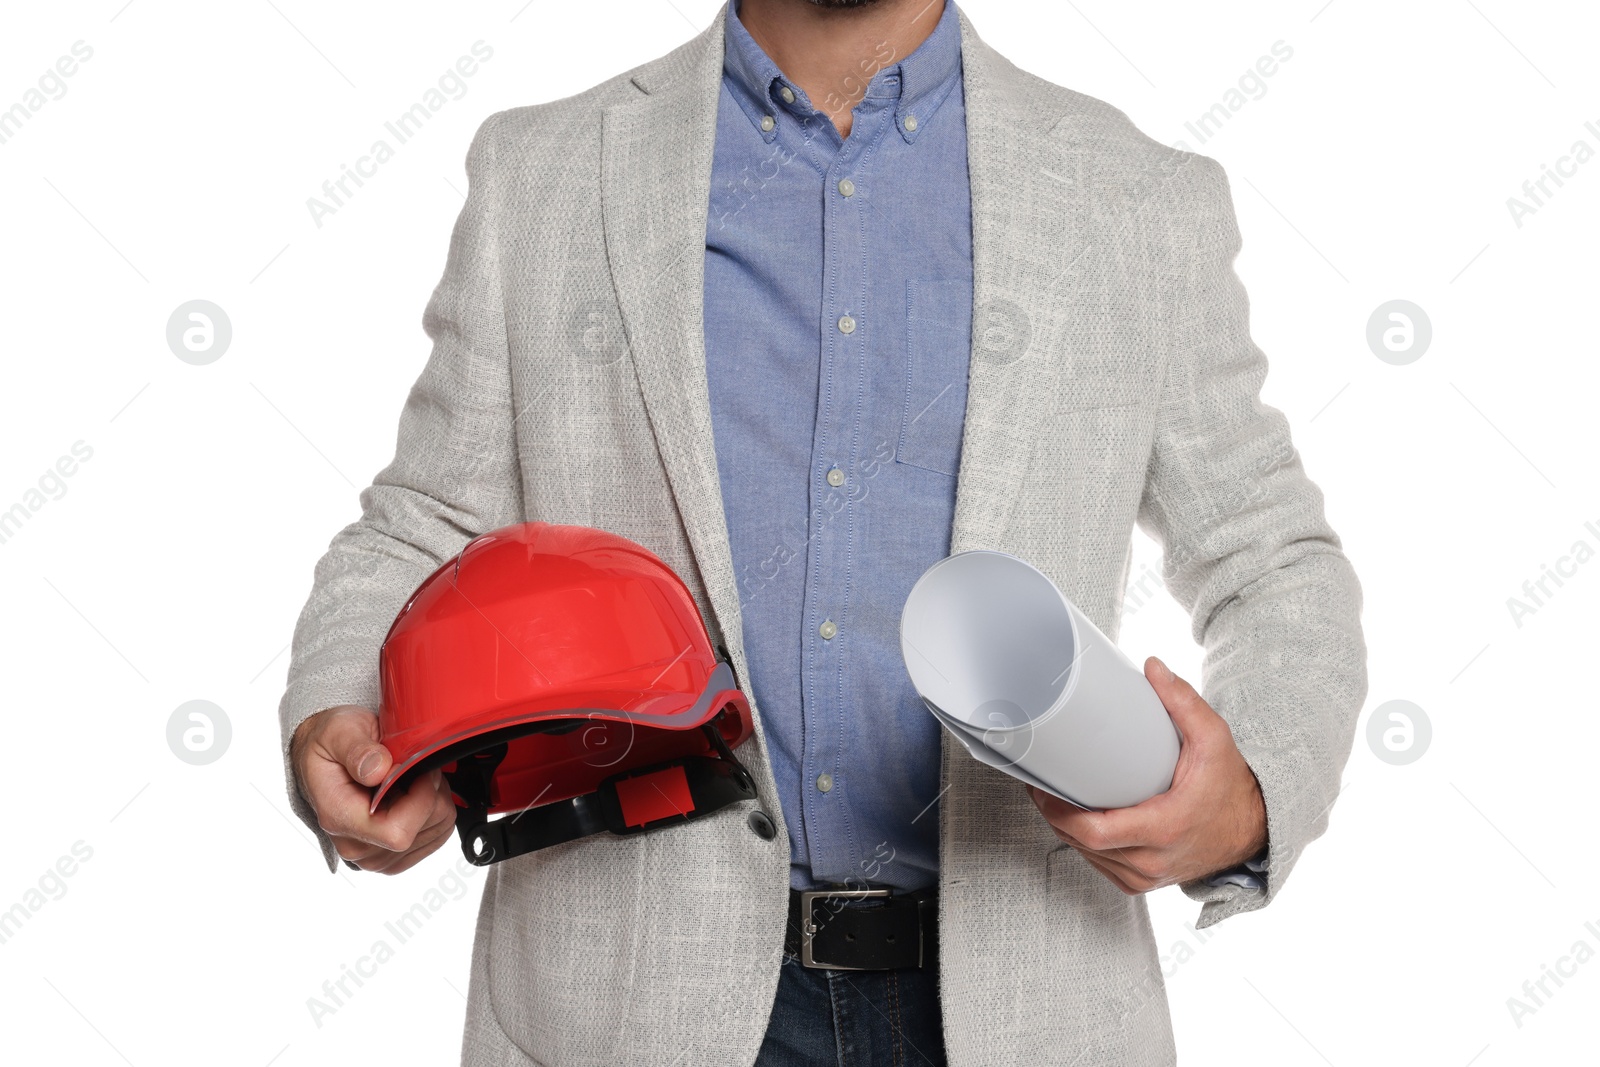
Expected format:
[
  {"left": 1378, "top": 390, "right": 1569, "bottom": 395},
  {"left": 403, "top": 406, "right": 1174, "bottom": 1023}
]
[{"left": 748, "top": 810, "right": 777, "bottom": 840}]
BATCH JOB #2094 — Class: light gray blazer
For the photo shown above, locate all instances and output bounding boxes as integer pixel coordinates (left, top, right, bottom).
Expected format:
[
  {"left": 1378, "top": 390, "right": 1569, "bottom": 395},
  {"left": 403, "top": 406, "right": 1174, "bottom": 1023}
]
[{"left": 278, "top": 5, "right": 1367, "bottom": 1064}]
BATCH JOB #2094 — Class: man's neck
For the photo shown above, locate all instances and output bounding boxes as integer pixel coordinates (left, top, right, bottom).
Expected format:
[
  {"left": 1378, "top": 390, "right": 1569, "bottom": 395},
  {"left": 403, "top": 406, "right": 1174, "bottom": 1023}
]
[{"left": 736, "top": 0, "right": 945, "bottom": 139}]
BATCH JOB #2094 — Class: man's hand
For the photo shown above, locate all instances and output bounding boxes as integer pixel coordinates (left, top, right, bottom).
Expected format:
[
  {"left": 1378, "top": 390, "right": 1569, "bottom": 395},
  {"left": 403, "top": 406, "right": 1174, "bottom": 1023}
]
[
  {"left": 1028, "top": 657, "right": 1267, "bottom": 895},
  {"left": 291, "top": 705, "right": 457, "bottom": 874}
]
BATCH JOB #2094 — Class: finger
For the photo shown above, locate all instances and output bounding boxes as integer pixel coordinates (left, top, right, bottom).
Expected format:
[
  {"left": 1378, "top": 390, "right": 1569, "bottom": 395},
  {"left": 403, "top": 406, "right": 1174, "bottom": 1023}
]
[
  {"left": 1050, "top": 820, "right": 1163, "bottom": 877},
  {"left": 364, "top": 770, "right": 449, "bottom": 851},
  {"left": 1073, "top": 842, "right": 1141, "bottom": 883},
  {"left": 316, "top": 767, "right": 439, "bottom": 851},
  {"left": 1073, "top": 847, "right": 1149, "bottom": 895},
  {"left": 311, "top": 769, "right": 391, "bottom": 844},
  {"left": 338, "top": 790, "right": 457, "bottom": 873},
  {"left": 368, "top": 820, "right": 459, "bottom": 876},
  {"left": 1029, "top": 784, "right": 1098, "bottom": 825},
  {"left": 332, "top": 836, "right": 392, "bottom": 867},
  {"left": 358, "top": 806, "right": 459, "bottom": 874},
  {"left": 1144, "top": 657, "right": 1219, "bottom": 746},
  {"left": 1067, "top": 834, "right": 1175, "bottom": 882},
  {"left": 410, "top": 778, "right": 459, "bottom": 840},
  {"left": 368, "top": 845, "right": 438, "bottom": 877},
  {"left": 316, "top": 707, "right": 391, "bottom": 787},
  {"left": 1031, "top": 786, "right": 1165, "bottom": 853}
]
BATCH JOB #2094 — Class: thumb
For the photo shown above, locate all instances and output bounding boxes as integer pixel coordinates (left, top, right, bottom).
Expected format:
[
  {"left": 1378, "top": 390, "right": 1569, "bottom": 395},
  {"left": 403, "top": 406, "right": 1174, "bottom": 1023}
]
[
  {"left": 321, "top": 707, "right": 392, "bottom": 787},
  {"left": 1144, "top": 656, "right": 1216, "bottom": 744}
]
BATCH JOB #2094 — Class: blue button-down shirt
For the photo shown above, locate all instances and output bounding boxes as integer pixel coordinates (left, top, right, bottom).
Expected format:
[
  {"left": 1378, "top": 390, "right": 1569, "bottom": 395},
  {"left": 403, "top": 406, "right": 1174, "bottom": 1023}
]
[{"left": 703, "top": 0, "right": 972, "bottom": 891}]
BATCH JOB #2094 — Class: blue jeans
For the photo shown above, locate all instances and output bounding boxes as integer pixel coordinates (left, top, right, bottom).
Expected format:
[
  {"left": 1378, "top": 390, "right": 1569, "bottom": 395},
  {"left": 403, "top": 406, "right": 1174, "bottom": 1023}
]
[{"left": 755, "top": 953, "right": 948, "bottom": 1067}]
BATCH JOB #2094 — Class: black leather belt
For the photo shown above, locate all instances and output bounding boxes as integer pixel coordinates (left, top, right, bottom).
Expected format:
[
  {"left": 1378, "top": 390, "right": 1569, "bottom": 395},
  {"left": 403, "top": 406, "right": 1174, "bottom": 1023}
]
[{"left": 784, "top": 887, "right": 938, "bottom": 971}]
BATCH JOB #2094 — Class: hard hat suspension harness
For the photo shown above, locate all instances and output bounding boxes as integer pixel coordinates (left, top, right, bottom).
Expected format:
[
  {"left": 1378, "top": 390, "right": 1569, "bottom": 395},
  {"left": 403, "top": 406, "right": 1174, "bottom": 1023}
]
[{"left": 445, "top": 717, "right": 757, "bottom": 866}]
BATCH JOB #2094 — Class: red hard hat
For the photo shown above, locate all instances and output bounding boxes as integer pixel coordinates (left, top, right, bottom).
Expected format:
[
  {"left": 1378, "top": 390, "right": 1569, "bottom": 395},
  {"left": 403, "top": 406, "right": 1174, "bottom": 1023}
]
[{"left": 372, "top": 521, "right": 756, "bottom": 865}]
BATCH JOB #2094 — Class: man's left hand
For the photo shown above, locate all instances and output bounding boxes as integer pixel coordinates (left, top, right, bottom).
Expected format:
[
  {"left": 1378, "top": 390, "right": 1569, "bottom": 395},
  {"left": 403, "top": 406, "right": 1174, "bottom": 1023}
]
[{"left": 1028, "top": 656, "right": 1267, "bottom": 895}]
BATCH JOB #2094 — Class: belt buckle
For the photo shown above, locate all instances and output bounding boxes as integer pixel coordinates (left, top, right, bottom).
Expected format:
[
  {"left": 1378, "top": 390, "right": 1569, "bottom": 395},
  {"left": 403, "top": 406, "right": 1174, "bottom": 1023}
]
[{"left": 799, "top": 887, "right": 892, "bottom": 970}]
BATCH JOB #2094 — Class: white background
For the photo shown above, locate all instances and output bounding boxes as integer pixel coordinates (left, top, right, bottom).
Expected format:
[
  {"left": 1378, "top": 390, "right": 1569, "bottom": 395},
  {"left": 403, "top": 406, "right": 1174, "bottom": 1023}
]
[{"left": 2, "top": 1, "right": 1596, "bottom": 1064}]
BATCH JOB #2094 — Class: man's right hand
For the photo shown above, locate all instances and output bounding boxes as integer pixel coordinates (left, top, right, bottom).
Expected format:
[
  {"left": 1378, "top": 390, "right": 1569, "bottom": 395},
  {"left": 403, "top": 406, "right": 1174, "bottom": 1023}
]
[{"left": 291, "top": 705, "right": 458, "bottom": 874}]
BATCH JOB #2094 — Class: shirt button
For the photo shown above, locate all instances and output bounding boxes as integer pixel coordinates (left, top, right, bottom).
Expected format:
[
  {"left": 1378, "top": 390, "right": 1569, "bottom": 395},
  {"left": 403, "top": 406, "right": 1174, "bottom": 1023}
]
[
  {"left": 816, "top": 773, "right": 834, "bottom": 793},
  {"left": 837, "top": 178, "right": 855, "bottom": 197},
  {"left": 819, "top": 619, "right": 838, "bottom": 640},
  {"left": 826, "top": 467, "right": 845, "bottom": 487},
  {"left": 903, "top": 114, "right": 919, "bottom": 132},
  {"left": 780, "top": 85, "right": 795, "bottom": 104},
  {"left": 837, "top": 315, "right": 856, "bottom": 335},
  {"left": 760, "top": 114, "right": 775, "bottom": 132}
]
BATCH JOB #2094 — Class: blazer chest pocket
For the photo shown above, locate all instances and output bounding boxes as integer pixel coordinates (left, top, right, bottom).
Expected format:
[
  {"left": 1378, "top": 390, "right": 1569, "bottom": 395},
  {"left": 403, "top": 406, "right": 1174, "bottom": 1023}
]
[{"left": 896, "top": 276, "right": 973, "bottom": 477}]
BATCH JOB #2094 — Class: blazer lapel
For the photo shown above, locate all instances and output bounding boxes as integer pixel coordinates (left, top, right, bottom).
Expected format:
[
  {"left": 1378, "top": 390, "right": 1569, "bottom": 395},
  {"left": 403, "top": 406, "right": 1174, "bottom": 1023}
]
[
  {"left": 600, "top": 11, "right": 748, "bottom": 654},
  {"left": 948, "top": 7, "right": 1095, "bottom": 555}
]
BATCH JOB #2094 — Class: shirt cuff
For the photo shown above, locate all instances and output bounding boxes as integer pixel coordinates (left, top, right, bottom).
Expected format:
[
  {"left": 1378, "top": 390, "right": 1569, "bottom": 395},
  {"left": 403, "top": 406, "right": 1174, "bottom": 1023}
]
[{"left": 1199, "top": 852, "right": 1269, "bottom": 891}]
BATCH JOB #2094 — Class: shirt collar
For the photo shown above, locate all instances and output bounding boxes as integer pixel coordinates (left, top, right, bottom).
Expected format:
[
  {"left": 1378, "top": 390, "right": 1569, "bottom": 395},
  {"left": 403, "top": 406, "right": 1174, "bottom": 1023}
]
[{"left": 721, "top": 0, "right": 961, "bottom": 145}]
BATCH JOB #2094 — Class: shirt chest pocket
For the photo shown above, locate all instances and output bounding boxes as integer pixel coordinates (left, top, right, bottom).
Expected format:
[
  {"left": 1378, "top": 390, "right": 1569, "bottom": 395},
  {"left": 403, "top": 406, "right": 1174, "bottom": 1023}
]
[{"left": 895, "top": 276, "right": 973, "bottom": 477}]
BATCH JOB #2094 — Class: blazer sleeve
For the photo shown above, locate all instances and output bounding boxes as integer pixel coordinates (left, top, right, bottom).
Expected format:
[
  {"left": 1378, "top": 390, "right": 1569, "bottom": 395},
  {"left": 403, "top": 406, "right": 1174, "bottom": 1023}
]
[
  {"left": 275, "top": 110, "right": 524, "bottom": 871},
  {"left": 1136, "top": 153, "right": 1368, "bottom": 928}
]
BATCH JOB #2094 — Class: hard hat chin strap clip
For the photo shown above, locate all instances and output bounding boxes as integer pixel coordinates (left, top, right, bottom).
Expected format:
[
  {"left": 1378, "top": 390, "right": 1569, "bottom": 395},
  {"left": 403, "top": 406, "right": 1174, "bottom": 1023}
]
[
  {"left": 446, "top": 744, "right": 520, "bottom": 865},
  {"left": 446, "top": 719, "right": 758, "bottom": 867}
]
